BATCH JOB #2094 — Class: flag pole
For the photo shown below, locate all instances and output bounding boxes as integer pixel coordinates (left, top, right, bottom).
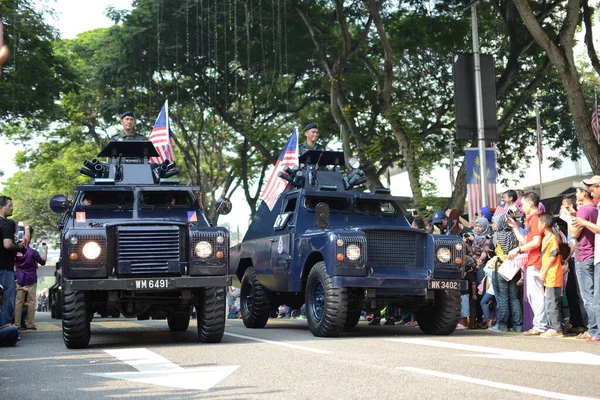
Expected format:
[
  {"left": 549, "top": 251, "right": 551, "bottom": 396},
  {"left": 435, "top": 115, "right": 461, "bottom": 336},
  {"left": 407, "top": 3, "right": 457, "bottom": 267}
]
[
  {"left": 449, "top": 141, "right": 455, "bottom": 190},
  {"left": 165, "top": 99, "right": 170, "bottom": 161},
  {"left": 536, "top": 108, "right": 544, "bottom": 199}
]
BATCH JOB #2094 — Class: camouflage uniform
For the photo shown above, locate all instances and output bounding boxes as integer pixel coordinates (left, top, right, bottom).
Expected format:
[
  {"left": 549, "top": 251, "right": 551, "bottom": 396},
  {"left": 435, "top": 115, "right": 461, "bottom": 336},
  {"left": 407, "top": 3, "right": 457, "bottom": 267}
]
[
  {"left": 299, "top": 142, "right": 325, "bottom": 156},
  {"left": 110, "top": 131, "right": 146, "bottom": 141}
]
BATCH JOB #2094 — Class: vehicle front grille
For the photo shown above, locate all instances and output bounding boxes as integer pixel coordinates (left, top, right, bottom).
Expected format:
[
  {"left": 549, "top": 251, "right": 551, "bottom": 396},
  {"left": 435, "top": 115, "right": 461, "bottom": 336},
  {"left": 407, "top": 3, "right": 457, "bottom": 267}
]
[
  {"left": 364, "top": 230, "right": 426, "bottom": 271},
  {"left": 117, "top": 226, "right": 180, "bottom": 274}
]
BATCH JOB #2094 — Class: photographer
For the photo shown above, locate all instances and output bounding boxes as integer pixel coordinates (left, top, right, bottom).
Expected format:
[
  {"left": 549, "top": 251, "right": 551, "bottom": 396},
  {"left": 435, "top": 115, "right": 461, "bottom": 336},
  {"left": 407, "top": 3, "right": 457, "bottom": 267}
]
[
  {"left": 0, "top": 196, "right": 27, "bottom": 327},
  {"left": 14, "top": 227, "right": 46, "bottom": 330}
]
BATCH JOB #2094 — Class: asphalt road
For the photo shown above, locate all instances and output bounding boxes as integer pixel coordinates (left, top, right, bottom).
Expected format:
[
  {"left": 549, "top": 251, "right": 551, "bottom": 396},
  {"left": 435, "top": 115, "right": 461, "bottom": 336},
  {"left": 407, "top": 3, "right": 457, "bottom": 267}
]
[{"left": 2, "top": 312, "right": 600, "bottom": 399}]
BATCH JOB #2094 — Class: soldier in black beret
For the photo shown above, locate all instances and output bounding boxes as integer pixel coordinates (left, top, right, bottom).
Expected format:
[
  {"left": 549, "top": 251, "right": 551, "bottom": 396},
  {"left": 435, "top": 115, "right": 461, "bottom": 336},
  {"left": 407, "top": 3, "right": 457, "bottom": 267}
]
[
  {"left": 110, "top": 111, "right": 146, "bottom": 141},
  {"left": 299, "top": 122, "right": 325, "bottom": 156}
]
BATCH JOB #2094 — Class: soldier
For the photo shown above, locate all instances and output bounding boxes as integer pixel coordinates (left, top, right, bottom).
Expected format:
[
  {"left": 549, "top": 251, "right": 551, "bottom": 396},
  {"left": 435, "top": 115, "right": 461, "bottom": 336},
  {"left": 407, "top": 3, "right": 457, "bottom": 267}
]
[
  {"left": 110, "top": 111, "right": 146, "bottom": 141},
  {"left": 299, "top": 123, "right": 325, "bottom": 156}
]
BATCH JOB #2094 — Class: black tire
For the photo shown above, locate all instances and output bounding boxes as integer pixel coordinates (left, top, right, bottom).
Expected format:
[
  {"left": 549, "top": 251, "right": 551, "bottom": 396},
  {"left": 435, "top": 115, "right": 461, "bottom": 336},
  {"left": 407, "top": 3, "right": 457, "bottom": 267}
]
[
  {"left": 240, "top": 267, "right": 271, "bottom": 328},
  {"left": 416, "top": 290, "right": 461, "bottom": 335},
  {"left": 168, "top": 311, "right": 191, "bottom": 331},
  {"left": 344, "top": 288, "right": 362, "bottom": 328},
  {"left": 197, "top": 287, "right": 226, "bottom": 343},
  {"left": 305, "top": 262, "right": 348, "bottom": 337},
  {"left": 62, "top": 291, "right": 91, "bottom": 349}
]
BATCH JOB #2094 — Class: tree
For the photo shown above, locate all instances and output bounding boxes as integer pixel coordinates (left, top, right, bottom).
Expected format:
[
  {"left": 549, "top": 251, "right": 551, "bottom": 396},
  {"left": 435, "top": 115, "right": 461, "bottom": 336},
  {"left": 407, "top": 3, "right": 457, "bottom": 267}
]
[{"left": 513, "top": 0, "right": 600, "bottom": 174}]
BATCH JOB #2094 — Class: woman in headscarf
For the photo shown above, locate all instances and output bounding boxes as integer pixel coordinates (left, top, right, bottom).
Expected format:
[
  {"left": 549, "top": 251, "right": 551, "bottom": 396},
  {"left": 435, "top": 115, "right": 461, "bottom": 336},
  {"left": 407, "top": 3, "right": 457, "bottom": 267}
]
[{"left": 489, "top": 214, "right": 523, "bottom": 332}]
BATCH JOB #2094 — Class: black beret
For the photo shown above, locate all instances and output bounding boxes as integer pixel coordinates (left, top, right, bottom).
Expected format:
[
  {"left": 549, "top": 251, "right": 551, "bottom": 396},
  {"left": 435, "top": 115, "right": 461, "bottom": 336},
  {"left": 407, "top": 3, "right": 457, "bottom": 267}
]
[
  {"left": 120, "top": 111, "right": 135, "bottom": 119},
  {"left": 303, "top": 122, "right": 318, "bottom": 132}
]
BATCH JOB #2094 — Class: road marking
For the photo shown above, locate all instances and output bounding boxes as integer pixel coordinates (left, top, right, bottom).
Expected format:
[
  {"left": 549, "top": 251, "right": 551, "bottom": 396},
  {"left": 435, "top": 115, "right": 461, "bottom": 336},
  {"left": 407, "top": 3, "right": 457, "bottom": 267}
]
[
  {"left": 91, "top": 321, "right": 147, "bottom": 329},
  {"left": 224, "top": 332, "right": 332, "bottom": 354},
  {"left": 400, "top": 367, "right": 599, "bottom": 400},
  {"left": 389, "top": 338, "right": 600, "bottom": 366},
  {"left": 88, "top": 348, "right": 239, "bottom": 391}
]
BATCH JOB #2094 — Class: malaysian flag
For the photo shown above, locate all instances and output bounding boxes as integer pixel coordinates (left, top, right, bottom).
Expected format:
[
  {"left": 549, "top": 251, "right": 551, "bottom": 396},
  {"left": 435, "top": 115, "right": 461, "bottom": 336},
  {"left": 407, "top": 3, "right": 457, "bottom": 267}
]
[
  {"left": 149, "top": 100, "right": 175, "bottom": 164},
  {"left": 536, "top": 110, "right": 543, "bottom": 162},
  {"left": 466, "top": 148, "right": 497, "bottom": 222},
  {"left": 592, "top": 91, "right": 600, "bottom": 143},
  {"left": 260, "top": 129, "right": 298, "bottom": 210}
]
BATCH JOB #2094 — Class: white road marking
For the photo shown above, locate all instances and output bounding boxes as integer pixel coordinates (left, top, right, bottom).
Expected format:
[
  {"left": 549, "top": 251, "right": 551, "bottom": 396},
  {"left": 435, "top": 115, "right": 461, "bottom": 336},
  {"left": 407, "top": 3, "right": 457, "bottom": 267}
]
[
  {"left": 87, "top": 348, "right": 239, "bottom": 390},
  {"left": 401, "top": 367, "right": 599, "bottom": 400},
  {"left": 224, "top": 332, "right": 332, "bottom": 354},
  {"left": 389, "top": 338, "right": 600, "bottom": 366}
]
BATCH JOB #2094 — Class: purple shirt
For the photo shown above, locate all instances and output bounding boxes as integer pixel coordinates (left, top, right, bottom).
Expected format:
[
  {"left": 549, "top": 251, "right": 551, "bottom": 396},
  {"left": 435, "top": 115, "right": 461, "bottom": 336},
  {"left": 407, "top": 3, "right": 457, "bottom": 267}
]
[
  {"left": 15, "top": 247, "right": 45, "bottom": 285},
  {"left": 575, "top": 203, "right": 598, "bottom": 262}
]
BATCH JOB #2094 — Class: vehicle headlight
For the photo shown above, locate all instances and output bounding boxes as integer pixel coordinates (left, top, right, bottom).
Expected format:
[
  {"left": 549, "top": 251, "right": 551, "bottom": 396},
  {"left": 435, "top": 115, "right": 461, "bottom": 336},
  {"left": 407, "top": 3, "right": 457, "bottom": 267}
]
[
  {"left": 69, "top": 236, "right": 78, "bottom": 245},
  {"left": 82, "top": 242, "right": 101, "bottom": 260},
  {"left": 195, "top": 241, "right": 213, "bottom": 258},
  {"left": 436, "top": 247, "right": 452, "bottom": 263},
  {"left": 346, "top": 244, "right": 361, "bottom": 261},
  {"left": 455, "top": 243, "right": 463, "bottom": 251}
]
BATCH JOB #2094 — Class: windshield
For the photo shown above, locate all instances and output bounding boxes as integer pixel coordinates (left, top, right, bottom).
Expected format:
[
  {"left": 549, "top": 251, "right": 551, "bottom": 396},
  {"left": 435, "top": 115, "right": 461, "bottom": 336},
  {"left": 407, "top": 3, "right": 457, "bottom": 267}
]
[
  {"left": 140, "top": 190, "right": 194, "bottom": 209},
  {"left": 80, "top": 191, "right": 134, "bottom": 209},
  {"left": 304, "top": 196, "right": 350, "bottom": 212},
  {"left": 354, "top": 199, "right": 398, "bottom": 216}
]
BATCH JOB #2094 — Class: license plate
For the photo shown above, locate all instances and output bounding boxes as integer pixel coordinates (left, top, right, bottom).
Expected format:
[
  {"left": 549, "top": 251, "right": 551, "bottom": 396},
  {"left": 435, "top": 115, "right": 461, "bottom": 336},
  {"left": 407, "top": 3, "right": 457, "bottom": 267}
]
[
  {"left": 134, "top": 278, "right": 171, "bottom": 290},
  {"left": 428, "top": 279, "right": 461, "bottom": 290}
]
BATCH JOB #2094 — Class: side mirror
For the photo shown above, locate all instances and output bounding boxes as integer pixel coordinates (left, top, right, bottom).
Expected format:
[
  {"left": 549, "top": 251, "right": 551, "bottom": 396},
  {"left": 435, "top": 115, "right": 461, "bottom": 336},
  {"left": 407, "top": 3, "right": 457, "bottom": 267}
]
[
  {"left": 49, "top": 195, "right": 70, "bottom": 214},
  {"left": 215, "top": 197, "right": 232, "bottom": 216},
  {"left": 315, "top": 202, "right": 330, "bottom": 230}
]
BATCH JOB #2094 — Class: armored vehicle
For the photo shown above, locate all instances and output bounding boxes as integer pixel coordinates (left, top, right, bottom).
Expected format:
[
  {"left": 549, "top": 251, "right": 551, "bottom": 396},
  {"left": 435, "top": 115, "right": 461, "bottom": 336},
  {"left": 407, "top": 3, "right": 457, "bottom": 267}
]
[
  {"left": 230, "top": 150, "right": 466, "bottom": 337},
  {"left": 49, "top": 141, "right": 231, "bottom": 348}
]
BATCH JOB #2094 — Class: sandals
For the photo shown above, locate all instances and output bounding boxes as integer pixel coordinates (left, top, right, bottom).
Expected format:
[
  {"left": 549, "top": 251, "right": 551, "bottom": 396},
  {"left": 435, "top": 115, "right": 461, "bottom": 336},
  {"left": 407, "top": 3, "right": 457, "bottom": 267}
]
[{"left": 576, "top": 331, "right": 593, "bottom": 340}]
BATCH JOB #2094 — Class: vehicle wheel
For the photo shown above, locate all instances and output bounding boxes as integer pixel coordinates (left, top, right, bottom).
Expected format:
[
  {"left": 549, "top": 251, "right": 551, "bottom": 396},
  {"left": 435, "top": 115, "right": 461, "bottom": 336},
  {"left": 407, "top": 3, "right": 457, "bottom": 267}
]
[
  {"left": 305, "top": 262, "right": 348, "bottom": 337},
  {"left": 344, "top": 289, "right": 362, "bottom": 328},
  {"left": 197, "top": 287, "right": 226, "bottom": 343},
  {"left": 168, "top": 311, "right": 191, "bottom": 331},
  {"left": 416, "top": 290, "right": 460, "bottom": 335},
  {"left": 240, "top": 267, "right": 271, "bottom": 328},
  {"left": 62, "top": 291, "right": 91, "bottom": 349}
]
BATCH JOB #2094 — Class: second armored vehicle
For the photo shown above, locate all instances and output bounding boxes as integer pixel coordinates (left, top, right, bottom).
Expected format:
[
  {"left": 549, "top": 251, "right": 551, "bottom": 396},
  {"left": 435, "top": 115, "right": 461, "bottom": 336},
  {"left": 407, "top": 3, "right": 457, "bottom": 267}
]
[{"left": 230, "top": 150, "right": 466, "bottom": 337}]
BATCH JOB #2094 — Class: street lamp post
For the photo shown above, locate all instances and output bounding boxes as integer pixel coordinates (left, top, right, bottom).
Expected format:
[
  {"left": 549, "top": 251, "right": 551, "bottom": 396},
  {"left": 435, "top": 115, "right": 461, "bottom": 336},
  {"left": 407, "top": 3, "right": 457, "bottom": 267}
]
[{"left": 469, "top": 1, "right": 487, "bottom": 207}]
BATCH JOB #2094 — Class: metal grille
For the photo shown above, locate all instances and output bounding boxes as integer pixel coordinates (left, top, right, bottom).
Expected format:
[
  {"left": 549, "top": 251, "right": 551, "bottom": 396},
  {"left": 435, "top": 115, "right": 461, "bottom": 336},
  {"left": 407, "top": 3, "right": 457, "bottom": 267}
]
[
  {"left": 117, "top": 226, "right": 180, "bottom": 273},
  {"left": 68, "top": 235, "right": 107, "bottom": 268},
  {"left": 364, "top": 230, "right": 426, "bottom": 271},
  {"left": 434, "top": 239, "right": 464, "bottom": 271},
  {"left": 191, "top": 230, "right": 229, "bottom": 265},
  {"left": 336, "top": 235, "right": 367, "bottom": 267}
]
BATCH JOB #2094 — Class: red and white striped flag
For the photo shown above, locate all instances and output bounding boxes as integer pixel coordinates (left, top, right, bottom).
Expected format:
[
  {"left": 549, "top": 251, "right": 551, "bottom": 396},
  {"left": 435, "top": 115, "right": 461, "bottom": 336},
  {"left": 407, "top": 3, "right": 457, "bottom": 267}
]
[
  {"left": 592, "top": 98, "right": 600, "bottom": 144},
  {"left": 260, "top": 129, "right": 298, "bottom": 210},
  {"left": 466, "top": 148, "right": 497, "bottom": 222},
  {"left": 149, "top": 100, "right": 175, "bottom": 164}
]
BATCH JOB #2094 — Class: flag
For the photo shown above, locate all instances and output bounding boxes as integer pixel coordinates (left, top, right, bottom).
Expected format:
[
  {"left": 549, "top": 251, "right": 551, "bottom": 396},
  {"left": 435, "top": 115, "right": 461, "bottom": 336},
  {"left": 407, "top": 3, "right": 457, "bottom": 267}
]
[
  {"left": 493, "top": 198, "right": 509, "bottom": 216},
  {"left": 466, "top": 148, "right": 497, "bottom": 222},
  {"left": 592, "top": 93, "right": 600, "bottom": 143},
  {"left": 149, "top": 100, "right": 175, "bottom": 164},
  {"left": 260, "top": 129, "right": 299, "bottom": 210},
  {"left": 536, "top": 110, "right": 543, "bottom": 162}
]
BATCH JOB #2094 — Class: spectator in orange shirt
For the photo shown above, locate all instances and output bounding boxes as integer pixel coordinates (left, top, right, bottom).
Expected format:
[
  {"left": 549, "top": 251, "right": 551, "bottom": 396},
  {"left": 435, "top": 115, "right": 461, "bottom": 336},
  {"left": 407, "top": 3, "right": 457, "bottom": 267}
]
[{"left": 538, "top": 212, "right": 565, "bottom": 338}]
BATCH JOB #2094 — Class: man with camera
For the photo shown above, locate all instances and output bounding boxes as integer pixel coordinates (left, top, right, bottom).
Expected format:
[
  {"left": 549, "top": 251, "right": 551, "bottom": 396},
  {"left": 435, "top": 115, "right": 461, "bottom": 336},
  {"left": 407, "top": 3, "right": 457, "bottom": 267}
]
[{"left": 0, "top": 196, "right": 27, "bottom": 327}]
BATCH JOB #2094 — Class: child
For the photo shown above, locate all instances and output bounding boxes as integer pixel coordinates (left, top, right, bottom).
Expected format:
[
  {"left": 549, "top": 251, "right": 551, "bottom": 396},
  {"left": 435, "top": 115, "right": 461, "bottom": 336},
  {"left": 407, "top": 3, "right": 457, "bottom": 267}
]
[{"left": 538, "top": 212, "right": 564, "bottom": 338}]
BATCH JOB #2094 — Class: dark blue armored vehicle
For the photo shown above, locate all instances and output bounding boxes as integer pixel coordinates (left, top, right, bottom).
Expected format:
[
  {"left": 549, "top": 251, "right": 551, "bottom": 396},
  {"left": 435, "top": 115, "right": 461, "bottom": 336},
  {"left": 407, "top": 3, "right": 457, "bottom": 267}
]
[
  {"left": 230, "top": 150, "right": 466, "bottom": 337},
  {"left": 49, "top": 141, "right": 231, "bottom": 348}
]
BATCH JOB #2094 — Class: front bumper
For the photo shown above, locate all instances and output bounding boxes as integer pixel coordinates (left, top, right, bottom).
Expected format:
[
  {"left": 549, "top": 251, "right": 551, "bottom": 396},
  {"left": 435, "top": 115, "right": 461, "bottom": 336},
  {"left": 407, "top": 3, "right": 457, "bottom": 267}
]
[
  {"left": 63, "top": 276, "right": 230, "bottom": 291},
  {"left": 331, "top": 276, "right": 467, "bottom": 295}
]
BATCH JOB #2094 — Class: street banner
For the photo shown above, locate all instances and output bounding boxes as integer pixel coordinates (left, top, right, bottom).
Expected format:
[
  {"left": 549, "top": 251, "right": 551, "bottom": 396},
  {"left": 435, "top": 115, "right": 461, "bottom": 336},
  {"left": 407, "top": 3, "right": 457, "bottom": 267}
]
[{"left": 466, "top": 148, "right": 497, "bottom": 222}]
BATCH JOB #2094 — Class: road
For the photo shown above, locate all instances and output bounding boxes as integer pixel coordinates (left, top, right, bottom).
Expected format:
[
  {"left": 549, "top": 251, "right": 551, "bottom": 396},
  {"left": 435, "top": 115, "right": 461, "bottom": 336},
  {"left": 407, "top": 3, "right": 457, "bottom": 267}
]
[{"left": 2, "top": 312, "right": 600, "bottom": 399}]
